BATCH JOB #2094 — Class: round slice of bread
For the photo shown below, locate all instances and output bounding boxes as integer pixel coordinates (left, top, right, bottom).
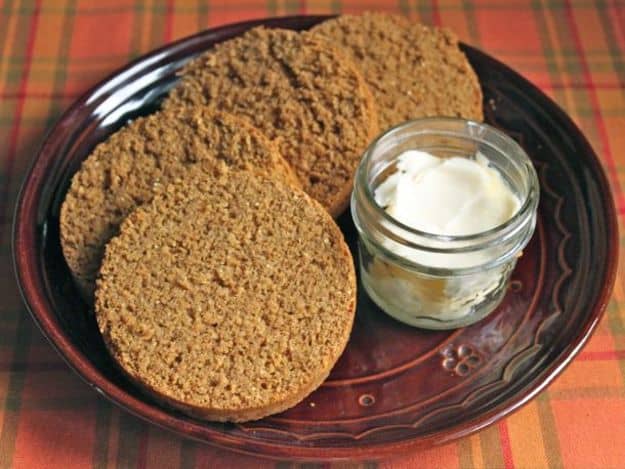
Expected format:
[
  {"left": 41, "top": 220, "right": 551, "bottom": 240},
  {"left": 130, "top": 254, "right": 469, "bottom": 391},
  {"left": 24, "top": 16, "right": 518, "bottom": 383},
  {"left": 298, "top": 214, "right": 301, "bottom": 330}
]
[
  {"left": 95, "top": 170, "right": 356, "bottom": 422},
  {"left": 311, "top": 13, "right": 483, "bottom": 130},
  {"left": 60, "top": 107, "right": 298, "bottom": 301},
  {"left": 164, "top": 26, "right": 379, "bottom": 218}
]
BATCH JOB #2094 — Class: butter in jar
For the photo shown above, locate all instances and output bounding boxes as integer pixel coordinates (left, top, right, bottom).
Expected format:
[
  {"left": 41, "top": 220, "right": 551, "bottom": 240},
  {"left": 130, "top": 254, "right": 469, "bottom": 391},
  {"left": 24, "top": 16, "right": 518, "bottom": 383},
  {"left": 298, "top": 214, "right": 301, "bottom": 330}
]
[{"left": 351, "top": 118, "right": 539, "bottom": 329}]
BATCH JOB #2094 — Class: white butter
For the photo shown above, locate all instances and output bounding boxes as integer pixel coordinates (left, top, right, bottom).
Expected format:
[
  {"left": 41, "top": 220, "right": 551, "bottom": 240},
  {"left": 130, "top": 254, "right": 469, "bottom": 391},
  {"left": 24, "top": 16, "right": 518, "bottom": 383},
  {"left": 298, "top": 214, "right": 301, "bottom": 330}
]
[
  {"left": 366, "top": 150, "right": 521, "bottom": 321},
  {"left": 375, "top": 150, "right": 520, "bottom": 237}
]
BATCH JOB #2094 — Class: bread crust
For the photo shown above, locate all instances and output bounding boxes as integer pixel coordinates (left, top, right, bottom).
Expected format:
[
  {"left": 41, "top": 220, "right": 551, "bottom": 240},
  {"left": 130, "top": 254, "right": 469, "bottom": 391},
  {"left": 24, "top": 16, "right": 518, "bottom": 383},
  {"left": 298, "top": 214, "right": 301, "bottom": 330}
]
[
  {"left": 165, "top": 26, "right": 379, "bottom": 218},
  {"left": 95, "top": 171, "right": 356, "bottom": 422},
  {"left": 60, "top": 107, "right": 297, "bottom": 300},
  {"left": 312, "top": 13, "right": 484, "bottom": 129}
]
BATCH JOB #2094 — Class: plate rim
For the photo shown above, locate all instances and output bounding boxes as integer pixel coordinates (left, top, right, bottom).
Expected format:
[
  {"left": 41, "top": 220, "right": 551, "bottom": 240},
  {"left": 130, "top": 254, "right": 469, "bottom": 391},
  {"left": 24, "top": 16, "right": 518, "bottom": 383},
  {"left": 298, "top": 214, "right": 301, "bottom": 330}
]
[{"left": 12, "top": 14, "right": 619, "bottom": 461}]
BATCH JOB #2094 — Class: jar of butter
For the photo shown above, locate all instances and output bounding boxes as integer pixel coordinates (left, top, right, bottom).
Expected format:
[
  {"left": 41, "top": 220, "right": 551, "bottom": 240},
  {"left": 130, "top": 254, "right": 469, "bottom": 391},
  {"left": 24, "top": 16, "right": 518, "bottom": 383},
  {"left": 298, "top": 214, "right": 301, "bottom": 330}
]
[{"left": 351, "top": 118, "right": 539, "bottom": 329}]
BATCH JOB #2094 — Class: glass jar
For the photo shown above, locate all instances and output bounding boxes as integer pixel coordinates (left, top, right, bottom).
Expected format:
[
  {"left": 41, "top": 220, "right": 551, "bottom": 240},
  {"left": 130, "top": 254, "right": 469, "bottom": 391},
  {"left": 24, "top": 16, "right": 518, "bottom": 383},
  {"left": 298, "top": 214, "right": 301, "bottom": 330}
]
[{"left": 351, "top": 118, "right": 539, "bottom": 329}]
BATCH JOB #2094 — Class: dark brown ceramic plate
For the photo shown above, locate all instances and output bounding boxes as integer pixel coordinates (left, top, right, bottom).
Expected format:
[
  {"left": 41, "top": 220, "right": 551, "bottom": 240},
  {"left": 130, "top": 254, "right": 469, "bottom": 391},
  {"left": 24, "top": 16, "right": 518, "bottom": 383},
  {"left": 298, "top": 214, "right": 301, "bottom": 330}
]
[{"left": 13, "top": 15, "right": 618, "bottom": 461}]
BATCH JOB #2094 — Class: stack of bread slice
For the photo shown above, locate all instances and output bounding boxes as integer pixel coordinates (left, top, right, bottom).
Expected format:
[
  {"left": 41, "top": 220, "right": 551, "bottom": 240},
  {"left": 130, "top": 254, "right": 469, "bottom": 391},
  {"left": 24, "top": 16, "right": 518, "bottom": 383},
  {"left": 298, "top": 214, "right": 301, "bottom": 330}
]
[{"left": 60, "top": 13, "right": 482, "bottom": 422}]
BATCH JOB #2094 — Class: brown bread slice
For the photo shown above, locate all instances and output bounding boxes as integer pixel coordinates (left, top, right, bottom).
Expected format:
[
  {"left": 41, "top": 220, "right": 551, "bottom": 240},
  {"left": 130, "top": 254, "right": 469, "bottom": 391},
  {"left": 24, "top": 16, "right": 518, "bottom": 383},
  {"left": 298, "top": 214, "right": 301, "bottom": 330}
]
[
  {"left": 311, "top": 13, "right": 483, "bottom": 130},
  {"left": 164, "top": 26, "right": 379, "bottom": 218},
  {"left": 60, "top": 107, "right": 298, "bottom": 300},
  {"left": 95, "top": 170, "right": 356, "bottom": 422}
]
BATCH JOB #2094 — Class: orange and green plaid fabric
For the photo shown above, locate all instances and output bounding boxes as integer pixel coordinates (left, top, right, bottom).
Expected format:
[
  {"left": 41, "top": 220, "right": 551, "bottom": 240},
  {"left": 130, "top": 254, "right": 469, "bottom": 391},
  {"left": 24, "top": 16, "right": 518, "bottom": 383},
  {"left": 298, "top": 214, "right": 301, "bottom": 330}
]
[{"left": 1, "top": 1, "right": 625, "bottom": 467}]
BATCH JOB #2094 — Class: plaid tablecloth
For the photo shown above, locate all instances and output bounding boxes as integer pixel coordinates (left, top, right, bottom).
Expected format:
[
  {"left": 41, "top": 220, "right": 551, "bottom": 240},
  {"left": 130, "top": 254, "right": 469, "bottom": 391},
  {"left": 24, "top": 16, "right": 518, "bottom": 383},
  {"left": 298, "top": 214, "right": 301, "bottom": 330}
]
[{"left": 1, "top": 0, "right": 624, "bottom": 467}]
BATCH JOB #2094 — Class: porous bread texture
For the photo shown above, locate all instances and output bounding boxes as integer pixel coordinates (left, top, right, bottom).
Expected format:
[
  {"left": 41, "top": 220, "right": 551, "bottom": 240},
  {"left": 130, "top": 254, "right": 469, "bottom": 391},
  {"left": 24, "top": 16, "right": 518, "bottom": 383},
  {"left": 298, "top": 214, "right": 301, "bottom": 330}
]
[
  {"left": 311, "top": 13, "right": 483, "bottom": 130},
  {"left": 95, "top": 170, "right": 356, "bottom": 422},
  {"left": 164, "top": 26, "right": 379, "bottom": 218},
  {"left": 60, "top": 107, "right": 298, "bottom": 300}
]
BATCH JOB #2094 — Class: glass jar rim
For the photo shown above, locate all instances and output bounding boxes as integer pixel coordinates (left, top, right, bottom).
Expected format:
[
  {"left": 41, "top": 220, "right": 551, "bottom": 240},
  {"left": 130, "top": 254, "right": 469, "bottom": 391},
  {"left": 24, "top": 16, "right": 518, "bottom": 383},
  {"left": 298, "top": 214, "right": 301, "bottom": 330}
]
[{"left": 356, "top": 116, "right": 539, "bottom": 244}]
